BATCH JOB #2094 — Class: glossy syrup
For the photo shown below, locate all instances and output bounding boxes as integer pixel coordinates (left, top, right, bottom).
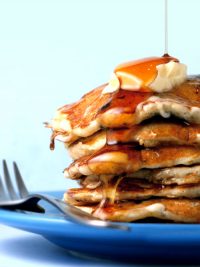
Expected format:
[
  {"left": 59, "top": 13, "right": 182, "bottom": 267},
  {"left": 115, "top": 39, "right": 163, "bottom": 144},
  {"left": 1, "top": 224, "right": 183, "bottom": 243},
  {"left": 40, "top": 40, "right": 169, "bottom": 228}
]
[
  {"left": 164, "top": 0, "right": 168, "bottom": 54},
  {"left": 100, "top": 89, "right": 153, "bottom": 114},
  {"left": 114, "top": 55, "right": 178, "bottom": 91}
]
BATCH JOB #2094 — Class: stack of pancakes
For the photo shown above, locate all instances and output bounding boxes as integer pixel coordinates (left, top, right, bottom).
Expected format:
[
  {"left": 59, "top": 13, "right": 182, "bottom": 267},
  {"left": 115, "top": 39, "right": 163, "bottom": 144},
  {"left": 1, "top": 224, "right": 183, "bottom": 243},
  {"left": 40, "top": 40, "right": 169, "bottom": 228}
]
[{"left": 48, "top": 63, "right": 200, "bottom": 222}]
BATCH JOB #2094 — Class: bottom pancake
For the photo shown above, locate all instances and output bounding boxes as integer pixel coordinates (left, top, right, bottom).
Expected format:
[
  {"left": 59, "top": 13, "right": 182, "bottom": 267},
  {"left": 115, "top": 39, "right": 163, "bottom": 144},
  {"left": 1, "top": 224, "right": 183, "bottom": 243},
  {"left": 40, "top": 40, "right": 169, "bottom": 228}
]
[{"left": 77, "top": 199, "right": 200, "bottom": 223}]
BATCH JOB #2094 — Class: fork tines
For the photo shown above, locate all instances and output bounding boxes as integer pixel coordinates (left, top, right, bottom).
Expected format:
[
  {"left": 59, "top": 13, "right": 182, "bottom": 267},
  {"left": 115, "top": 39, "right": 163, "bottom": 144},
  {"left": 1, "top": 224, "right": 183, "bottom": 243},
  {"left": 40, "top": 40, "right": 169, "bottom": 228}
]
[{"left": 0, "top": 160, "right": 28, "bottom": 201}]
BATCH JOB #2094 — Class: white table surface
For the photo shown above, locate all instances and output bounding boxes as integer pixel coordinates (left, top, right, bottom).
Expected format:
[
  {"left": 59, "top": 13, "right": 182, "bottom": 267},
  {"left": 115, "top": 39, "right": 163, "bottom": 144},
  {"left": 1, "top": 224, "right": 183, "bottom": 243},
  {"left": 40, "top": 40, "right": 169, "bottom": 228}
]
[{"left": 0, "top": 224, "right": 136, "bottom": 267}]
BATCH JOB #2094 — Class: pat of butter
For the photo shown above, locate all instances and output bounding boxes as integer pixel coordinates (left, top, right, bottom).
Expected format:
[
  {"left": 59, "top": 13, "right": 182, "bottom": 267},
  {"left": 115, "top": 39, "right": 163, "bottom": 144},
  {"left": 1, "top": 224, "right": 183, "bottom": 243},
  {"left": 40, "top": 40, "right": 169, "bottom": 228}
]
[
  {"left": 150, "top": 61, "right": 187, "bottom": 92},
  {"left": 102, "top": 73, "right": 120, "bottom": 94},
  {"left": 102, "top": 61, "right": 187, "bottom": 94}
]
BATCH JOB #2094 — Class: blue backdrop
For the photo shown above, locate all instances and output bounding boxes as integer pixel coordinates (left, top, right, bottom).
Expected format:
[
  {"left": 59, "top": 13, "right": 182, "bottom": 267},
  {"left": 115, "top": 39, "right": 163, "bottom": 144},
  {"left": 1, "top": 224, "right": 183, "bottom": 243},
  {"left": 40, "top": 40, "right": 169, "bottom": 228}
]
[{"left": 0, "top": 0, "right": 199, "bottom": 191}]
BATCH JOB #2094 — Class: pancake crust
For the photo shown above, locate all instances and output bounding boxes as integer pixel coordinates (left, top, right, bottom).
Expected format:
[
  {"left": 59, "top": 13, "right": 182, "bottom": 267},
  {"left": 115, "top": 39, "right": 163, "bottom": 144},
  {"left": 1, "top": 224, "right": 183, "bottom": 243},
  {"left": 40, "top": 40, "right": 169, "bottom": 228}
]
[
  {"left": 130, "top": 165, "right": 200, "bottom": 185},
  {"left": 68, "top": 121, "right": 200, "bottom": 159},
  {"left": 49, "top": 76, "right": 200, "bottom": 145},
  {"left": 77, "top": 199, "right": 200, "bottom": 223},
  {"left": 65, "top": 145, "right": 200, "bottom": 179},
  {"left": 79, "top": 165, "right": 200, "bottom": 188},
  {"left": 65, "top": 180, "right": 200, "bottom": 205}
]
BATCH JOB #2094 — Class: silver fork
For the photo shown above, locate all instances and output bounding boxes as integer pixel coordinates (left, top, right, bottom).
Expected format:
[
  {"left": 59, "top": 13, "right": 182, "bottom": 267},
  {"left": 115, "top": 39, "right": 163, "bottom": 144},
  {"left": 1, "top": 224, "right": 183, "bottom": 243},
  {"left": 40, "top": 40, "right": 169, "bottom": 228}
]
[{"left": 0, "top": 160, "right": 129, "bottom": 231}]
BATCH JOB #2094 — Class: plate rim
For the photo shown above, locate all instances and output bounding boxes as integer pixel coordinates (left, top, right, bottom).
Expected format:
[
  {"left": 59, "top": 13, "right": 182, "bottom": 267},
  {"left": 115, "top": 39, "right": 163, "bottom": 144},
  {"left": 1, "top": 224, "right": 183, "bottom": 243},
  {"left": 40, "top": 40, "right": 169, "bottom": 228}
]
[{"left": 1, "top": 190, "right": 200, "bottom": 240}]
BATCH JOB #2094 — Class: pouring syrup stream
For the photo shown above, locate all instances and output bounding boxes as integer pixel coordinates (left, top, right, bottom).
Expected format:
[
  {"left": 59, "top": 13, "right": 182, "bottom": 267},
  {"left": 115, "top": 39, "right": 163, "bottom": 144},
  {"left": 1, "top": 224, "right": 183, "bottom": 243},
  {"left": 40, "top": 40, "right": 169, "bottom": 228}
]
[{"left": 164, "top": 0, "right": 168, "bottom": 55}]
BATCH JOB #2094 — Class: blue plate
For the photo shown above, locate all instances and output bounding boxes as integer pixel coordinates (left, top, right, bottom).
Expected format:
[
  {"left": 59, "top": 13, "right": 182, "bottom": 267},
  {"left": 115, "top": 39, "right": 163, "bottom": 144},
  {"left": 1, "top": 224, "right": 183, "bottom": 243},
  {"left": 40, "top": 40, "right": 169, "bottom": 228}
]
[{"left": 1, "top": 190, "right": 200, "bottom": 264}]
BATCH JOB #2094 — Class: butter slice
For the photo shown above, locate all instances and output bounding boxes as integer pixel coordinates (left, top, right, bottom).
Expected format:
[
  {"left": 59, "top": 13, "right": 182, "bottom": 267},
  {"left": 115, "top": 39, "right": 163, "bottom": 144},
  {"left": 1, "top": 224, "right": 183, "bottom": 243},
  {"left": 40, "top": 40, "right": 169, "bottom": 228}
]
[
  {"left": 102, "top": 73, "right": 120, "bottom": 94},
  {"left": 103, "top": 61, "right": 187, "bottom": 94},
  {"left": 150, "top": 61, "right": 187, "bottom": 92}
]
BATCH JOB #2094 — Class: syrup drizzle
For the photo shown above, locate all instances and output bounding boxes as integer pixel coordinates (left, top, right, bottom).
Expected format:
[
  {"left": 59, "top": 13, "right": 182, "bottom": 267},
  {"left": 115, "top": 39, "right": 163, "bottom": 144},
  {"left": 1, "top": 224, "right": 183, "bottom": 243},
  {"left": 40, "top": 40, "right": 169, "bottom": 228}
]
[
  {"left": 164, "top": 0, "right": 168, "bottom": 55},
  {"left": 114, "top": 55, "right": 177, "bottom": 92}
]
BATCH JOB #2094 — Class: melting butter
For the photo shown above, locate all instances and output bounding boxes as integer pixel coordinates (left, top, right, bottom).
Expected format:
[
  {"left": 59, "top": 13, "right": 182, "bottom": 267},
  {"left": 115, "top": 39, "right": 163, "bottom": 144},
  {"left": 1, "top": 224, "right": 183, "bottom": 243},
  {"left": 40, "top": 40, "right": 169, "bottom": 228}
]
[
  {"left": 150, "top": 61, "right": 187, "bottom": 92},
  {"left": 102, "top": 61, "right": 187, "bottom": 94}
]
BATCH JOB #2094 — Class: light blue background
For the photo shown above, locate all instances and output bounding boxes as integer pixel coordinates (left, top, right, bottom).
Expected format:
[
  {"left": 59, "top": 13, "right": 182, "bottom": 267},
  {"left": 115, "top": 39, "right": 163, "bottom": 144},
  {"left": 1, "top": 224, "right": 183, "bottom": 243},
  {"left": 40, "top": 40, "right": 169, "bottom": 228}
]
[{"left": 0, "top": 0, "right": 199, "bottom": 191}]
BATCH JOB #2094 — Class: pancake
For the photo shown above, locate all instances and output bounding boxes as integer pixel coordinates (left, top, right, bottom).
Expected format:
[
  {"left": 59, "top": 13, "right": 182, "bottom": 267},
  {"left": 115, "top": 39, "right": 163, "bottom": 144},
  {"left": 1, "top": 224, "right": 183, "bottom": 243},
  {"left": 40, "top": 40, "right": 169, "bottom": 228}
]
[
  {"left": 100, "top": 75, "right": 200, "bottom": 127},
  {"left": 68, "top": 120, "right": 200, "bottom": 159},
  {"left": 99, "top": 91, "right": 200, "bottom": 128},
  {"left": 79, "top": 165, "right": 200, "bottom": 188},
  {"left": 65, "top": 145, "right": 200, "bottom": 179},
  {"left": 76, "top": 199, "right": 200, "bottom": 223},
  {"left": 47, "top": 53, "right": 200, "bottom": 224},
  {"left": 130, "top": 165, "right": 200, "bottom": 185},
  {"left": 68, "top": 130, "right": 106, "bottom": 159},
  {"left": 49, "top": 76, "right": 200, "bottom": 146},
  {"left": 65, "top": 179, "right": 200, "bottom": 205},
  {"left": 47, "top": 84, "right": 112, "bottom": 147}
]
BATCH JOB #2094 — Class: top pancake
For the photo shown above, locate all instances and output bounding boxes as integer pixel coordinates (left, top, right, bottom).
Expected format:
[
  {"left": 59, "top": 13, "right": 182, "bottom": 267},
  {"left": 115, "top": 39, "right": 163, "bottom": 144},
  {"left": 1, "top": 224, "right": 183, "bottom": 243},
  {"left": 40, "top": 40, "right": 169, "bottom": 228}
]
[{"left": 49, "top": 76, "right": 200, "bottom": 145}]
